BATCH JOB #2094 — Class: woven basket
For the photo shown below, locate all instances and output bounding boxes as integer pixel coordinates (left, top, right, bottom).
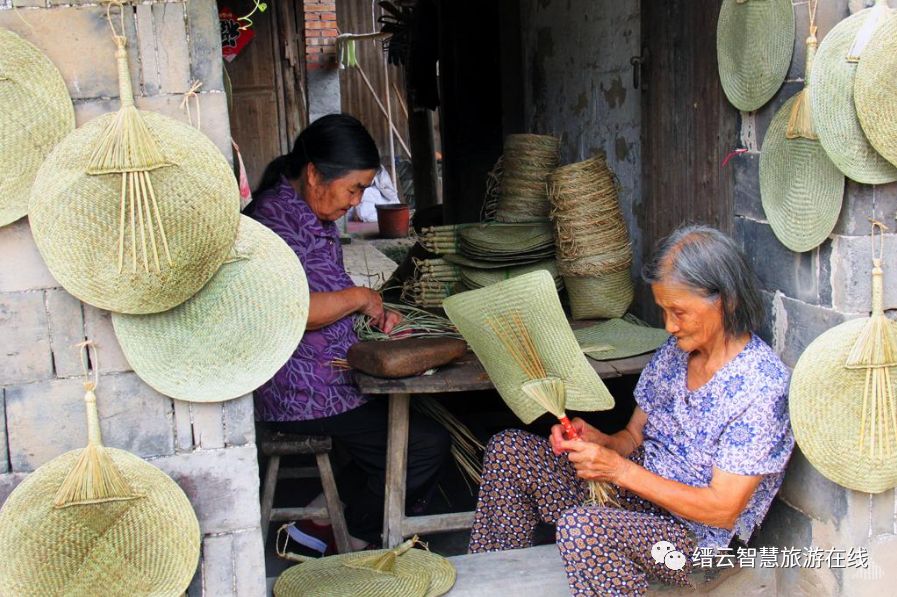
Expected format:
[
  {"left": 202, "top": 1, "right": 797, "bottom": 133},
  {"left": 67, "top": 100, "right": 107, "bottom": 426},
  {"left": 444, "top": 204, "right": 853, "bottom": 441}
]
[
  {"left": 0, "top": 448, "right": 200, "bottom": 595},
  {"left": 29, "top": 110, "right": 240, "bottom": 314},
  {"left": 574, "top": 318, "right": 669, "bottom": 361},
  {"left": 717, "top": 0, "right": 795, "bottom": 112},
  {"left": 564, "top": 270, "right": 634, "bottom": 320},
  {"left": 810, "top": 6, "right": 897, "bottom": 184},
  {"left": 274, "top": 542, "right": 455, "bottom": 597},
  {"left": 789, "top": 316, "right": 897, "bottom": 492},
  {"left": 760, "top": 94, "right": 845, "bottom": 253},
  {"left": 855, "top": 12, "right": 897, "bottom": 169},
  {"left": 495, "top": 134, "right": 560, "bottom": 223},
  {"left": 443, "top": 270, "right": 614, "bottom": 423},
  {"left": 112, "top": 216, "right": 309, "bottom": 402},
  {"left": 0, "top": 28, "right": 74, "bottom": 228}
]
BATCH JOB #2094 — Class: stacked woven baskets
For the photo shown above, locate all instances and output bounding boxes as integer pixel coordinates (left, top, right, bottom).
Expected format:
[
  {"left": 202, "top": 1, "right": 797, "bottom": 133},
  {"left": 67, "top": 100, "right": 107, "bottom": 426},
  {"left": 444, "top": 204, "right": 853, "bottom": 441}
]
[
  {"left": 548, "top": 155, "right": 633, "bottom": 319},
  {"left": 495, "top": 134, "right": 560, "bottom": 223}
]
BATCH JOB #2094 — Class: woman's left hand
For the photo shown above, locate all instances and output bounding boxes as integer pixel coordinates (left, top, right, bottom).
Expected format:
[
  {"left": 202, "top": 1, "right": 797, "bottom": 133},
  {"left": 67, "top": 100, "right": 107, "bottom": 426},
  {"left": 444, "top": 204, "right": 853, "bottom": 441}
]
[
  {"left": 379, "top": 309, "right": 402, "bottom": 334},
  {"left": 557, "top": 439, "right": 634, "bottom": 485}
]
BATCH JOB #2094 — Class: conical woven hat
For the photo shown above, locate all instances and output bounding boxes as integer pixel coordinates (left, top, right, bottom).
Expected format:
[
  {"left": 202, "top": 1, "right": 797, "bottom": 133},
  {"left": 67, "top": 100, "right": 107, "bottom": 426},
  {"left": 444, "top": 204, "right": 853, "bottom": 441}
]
[
  {"left": 789, "top": 317, "right": 897, "bottom": 492},
  {"left": 0, "top": 28, "right": 74, "bottom": 227},
  {"left": 0, "top": 448, "right": 200, "bottom": 595},
  {"left": 443, "top": 270, "right": 614, "bottom": 424},
  {"left": 810, "top": 5, "right": 897, "bottom": 184},
  {"left": 274, "top": 541, "right": 455, "bottom": 597},
  {"left": 760, "top": 94, "right": 845, "bottom": 252},
  {"left": 855, "top": 12, "right": 897, "bottom": 169},
  {"left": 717, "top": 0, "right": 795, "bottom": 111},
  {"left": 574, "top": 318, "right": 669, "bottom": 361},
  {"left": 112, "top": 216, "right": 309, "bottom": 402},
  {"left": 29, "top": 110, "right": 240, "bottom": 314}
]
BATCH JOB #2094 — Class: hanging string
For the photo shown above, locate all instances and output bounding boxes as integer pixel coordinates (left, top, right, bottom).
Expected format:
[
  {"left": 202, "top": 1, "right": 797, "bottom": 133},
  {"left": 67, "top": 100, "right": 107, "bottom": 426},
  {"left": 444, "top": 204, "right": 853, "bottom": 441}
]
[{"left": 180, "top": 80, "right": 203, "bottom": 131}]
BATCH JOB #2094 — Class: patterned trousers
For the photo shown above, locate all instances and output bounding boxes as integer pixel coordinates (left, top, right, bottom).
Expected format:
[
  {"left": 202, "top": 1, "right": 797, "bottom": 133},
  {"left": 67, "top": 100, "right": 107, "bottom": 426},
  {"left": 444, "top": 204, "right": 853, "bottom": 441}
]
[{"left": 468, "top": 429, "right": 697, "bottom": 596}]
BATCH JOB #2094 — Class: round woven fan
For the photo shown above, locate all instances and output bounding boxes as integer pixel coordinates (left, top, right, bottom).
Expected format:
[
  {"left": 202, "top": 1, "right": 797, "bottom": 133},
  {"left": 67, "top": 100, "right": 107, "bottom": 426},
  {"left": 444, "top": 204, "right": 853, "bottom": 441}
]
[
  {"left": 112, "top": 216, "right": 309, "bottom": 402},
  {"left": 0, "top": 343, "right": 200, "bottom": 596},
  {"left": 0, "top": 28, "right": 74, "bottom": 227},
  {"left": 854, "top": 12, "right": 897, "bottom": 169},
  {"left": 810, "top": 1, "right": 897, "bottom": 184},
  {"left": 28, "top": 14, "right": 239, "bottom": 314},
  {"left": 717, "top": 0, "right": 795, "bottom": 112}
]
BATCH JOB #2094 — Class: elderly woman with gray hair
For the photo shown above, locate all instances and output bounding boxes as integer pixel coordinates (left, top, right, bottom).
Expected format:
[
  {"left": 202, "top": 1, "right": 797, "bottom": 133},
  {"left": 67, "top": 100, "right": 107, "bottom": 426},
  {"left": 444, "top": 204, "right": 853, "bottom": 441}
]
[{"left": 467, "top": 225, "right": 794, "bottom": 596}]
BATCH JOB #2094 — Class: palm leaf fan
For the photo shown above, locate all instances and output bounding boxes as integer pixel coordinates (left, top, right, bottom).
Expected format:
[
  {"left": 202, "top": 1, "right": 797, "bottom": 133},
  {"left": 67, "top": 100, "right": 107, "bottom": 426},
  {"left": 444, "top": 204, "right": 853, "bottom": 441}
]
[{"left": 844, "top": 221, "right": 897, "bottom": 459}]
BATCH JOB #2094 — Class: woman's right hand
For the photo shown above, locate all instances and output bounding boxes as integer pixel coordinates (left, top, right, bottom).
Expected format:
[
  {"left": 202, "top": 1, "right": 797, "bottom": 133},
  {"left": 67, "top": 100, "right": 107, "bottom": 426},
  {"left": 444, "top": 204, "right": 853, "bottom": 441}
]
[{"left": 549, "top": 417, "right": 609, "bottom": 455}]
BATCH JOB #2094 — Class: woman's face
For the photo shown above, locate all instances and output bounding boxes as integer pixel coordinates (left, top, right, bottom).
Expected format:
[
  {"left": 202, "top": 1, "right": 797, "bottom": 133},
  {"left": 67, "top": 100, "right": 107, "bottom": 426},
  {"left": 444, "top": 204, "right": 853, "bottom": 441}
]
[
  {"left": 651, "top": 281, "right": 725, "bottom": 354},
  {"left": 304, "top": 165, "right": 377, "bottom": 221}
]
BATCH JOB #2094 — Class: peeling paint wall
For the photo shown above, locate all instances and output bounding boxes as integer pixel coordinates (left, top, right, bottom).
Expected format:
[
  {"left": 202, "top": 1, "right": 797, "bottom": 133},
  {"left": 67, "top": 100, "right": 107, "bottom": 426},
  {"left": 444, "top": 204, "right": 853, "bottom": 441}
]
[{"left": 519, "top": 0, "right": 642, "bottom": 265}]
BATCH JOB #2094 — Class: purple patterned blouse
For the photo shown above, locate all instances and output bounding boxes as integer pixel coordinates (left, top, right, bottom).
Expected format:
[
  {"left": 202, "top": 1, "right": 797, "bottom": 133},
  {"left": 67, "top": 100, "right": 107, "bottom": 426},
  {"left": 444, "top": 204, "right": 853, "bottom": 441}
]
[
  {"left": 250, "top": 177, "right": 368, "bottom": 421},
  {"left": 635, "top": 334, "right": 794, "bottom": 549}
]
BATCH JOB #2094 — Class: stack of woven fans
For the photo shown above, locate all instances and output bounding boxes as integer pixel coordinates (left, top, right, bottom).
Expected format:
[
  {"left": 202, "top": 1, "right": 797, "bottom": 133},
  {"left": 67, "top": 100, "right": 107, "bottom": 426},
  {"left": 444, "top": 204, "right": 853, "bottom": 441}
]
[{"left": 0, "top": 7, "right": 313, "bottom": 593}]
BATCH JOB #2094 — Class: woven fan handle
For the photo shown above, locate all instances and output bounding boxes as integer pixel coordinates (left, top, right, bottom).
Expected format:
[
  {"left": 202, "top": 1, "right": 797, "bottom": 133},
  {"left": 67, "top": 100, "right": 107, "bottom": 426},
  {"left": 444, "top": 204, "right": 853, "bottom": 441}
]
[
  {"left": 559, "top": 415, "right": 581, "bottom": 441},
  {"left": 870, "top": 219, "right": 888, "bottom": 316}
]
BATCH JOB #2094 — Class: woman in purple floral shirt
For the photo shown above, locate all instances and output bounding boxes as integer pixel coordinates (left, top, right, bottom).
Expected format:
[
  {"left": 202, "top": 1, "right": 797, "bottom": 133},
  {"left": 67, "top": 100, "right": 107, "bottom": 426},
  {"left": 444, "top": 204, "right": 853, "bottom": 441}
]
[
  {"left": 468, "top": 226, "right": 794, "bottom": 596},
  {"left": 247, "top": 114, "right": 449, "bottom": 546}
]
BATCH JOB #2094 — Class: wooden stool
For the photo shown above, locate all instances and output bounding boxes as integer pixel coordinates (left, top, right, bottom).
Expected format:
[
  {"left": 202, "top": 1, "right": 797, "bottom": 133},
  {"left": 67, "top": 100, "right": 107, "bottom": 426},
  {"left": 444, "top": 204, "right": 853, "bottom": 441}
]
[{"left": 258, "top": 428, "right": 351, "bottom": 554}]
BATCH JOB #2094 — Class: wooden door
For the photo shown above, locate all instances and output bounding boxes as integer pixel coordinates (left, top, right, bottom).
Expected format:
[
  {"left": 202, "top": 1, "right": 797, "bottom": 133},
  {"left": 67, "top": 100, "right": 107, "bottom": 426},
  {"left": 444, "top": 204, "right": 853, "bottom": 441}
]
[
  {"left": 638, "top": 0, "right": 737, "bottom": 317},
  {"left": 223, "top": 0, "right": 307, "bottom": 190}
]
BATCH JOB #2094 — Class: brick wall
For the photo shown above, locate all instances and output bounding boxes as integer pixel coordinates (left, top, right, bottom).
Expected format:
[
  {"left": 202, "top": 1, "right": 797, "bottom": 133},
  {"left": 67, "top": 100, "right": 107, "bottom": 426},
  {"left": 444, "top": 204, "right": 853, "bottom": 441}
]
[
  {"left": 0, "top": 2, "right": 266, "bottom": 595},
  {"left": 304, "top": 0, "right": 338, "bottom": 70},
  {"left": 733, "top": 1, "right": 897, "bottom": 594}
]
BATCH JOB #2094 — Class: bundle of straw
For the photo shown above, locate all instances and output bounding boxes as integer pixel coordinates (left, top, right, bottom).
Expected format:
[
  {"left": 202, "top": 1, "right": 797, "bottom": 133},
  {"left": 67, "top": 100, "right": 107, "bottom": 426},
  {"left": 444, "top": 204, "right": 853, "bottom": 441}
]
[
  {"left": 487, "top": 310, "right": 616, "bottom": 506},
  {"left": 354, "top": 302, "right": 461, "bottom": 341},
  {"left": 413, "top": 257, "right": 462, "bottom": 283},
  {"left": 845, "top": 220, "right": 897, "bottom": 459},
  {"left": 786, "top": 3, "right": 818, "bottom": 141},
  {"left": 416, "top": 224, "right": 472, "bottom": 255},
  {"left": 413, "top": 397, "right": 484, "bottom": 491},
  {"left": 480, "top": 156, "right": 503, "bottom": 223}
]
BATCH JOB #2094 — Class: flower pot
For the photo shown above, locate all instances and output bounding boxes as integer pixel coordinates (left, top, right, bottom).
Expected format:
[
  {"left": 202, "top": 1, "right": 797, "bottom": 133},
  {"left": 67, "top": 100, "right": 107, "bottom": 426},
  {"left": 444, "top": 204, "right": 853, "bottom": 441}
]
[{"left": 376, "top": 204, "right": 411, "bottom": 238}]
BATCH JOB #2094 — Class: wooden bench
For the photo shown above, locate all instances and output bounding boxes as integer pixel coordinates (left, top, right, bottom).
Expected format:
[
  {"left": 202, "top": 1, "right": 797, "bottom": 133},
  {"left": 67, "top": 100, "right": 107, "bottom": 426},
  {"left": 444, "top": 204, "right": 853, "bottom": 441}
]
[{"left": 446, "top": 544, "right": 777, "bottom": 595}]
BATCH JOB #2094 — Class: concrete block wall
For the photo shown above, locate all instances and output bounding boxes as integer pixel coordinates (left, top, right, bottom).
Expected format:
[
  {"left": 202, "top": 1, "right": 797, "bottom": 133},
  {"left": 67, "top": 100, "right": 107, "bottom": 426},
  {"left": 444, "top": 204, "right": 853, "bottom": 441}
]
[
  {"left": 518, "top": 0, "right": 642, "bottom": 268},
  {"left": 734, "top": 1, "right": 897, "bottom": 594},
  {"left": 0, "top": 3, "right": 266, "bottom": 595}
]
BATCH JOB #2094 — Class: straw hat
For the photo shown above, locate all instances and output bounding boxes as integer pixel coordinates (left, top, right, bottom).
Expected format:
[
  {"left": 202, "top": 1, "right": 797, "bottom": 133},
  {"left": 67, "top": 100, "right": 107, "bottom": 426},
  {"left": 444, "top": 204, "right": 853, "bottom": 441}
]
[
  {"left": 0, "top": 28, "right": 74, "bottom": 227},
  {"left": 0, "top": 344, "right": 200, "bottom": 595},
  {"left": 760, "top": 94, "right": 845, "bottom": 253},
  {"left": 854, "top": 12, "right": 897, "bottom": 169},
  {"left": 274, "top": 536, "right": 455, "bottom": 597},
  {"left": 112, "top": 216, "right": 309, "bottom": 402},
  {"left": 574, "top": 318, "right": 669, "bottom": 361},
  {"left": 789, "top": 316, "right": 897, "bottom": 492},
  {"left": 810, "top": 4, "right": 897, "bottom": 184},
  {"left": 443, "top": 270, "right": 614, "bottom": 424},
  {"left": 717, "top": 0, "right": 795, "bottom": 112},
  {"left": 28, "top": 22, "right": 240, "bottom": 314}
]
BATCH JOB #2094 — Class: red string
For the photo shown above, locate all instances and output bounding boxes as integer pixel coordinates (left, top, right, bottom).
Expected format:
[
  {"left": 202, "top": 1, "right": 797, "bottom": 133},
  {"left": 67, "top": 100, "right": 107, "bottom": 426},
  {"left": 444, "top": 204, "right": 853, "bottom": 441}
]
[{"left": 721, "top": 148, "right": 748, "bottom": 168}]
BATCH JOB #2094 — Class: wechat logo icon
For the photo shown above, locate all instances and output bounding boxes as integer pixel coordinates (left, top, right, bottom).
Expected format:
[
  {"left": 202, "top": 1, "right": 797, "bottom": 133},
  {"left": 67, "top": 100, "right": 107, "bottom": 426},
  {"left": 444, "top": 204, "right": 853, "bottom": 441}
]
[{"left": 652, "top": 540, "right": 687, "bottom": 571}]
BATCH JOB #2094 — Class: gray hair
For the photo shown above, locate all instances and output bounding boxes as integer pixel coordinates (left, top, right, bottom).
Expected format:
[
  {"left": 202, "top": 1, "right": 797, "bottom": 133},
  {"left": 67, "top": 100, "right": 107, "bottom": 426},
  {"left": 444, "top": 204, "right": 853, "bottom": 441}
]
[{"left": 642, "top": 225, "right": 764, "bottom": 337}]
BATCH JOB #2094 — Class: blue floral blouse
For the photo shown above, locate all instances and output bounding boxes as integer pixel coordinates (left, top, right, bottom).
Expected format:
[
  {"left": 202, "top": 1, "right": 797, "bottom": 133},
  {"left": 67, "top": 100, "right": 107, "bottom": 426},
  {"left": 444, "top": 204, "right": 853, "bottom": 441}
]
[{"left": 634, "top": 334, "right": 794, "bottom": 549}]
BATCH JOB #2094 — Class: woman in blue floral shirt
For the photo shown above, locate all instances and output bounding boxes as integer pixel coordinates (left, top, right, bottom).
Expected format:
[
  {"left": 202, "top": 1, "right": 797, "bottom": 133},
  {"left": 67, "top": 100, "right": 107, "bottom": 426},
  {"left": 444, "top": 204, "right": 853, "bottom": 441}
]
[{"left": 468, "top": 225, "right": 794, "bottom": 596}]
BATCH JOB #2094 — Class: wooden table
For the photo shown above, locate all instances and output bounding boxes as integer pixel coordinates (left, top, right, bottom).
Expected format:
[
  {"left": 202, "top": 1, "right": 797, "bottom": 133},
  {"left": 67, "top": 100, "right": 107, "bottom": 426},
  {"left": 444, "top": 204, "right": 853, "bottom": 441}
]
[{"left": 355, "top": 350, "right": 653, "bottom": 548}]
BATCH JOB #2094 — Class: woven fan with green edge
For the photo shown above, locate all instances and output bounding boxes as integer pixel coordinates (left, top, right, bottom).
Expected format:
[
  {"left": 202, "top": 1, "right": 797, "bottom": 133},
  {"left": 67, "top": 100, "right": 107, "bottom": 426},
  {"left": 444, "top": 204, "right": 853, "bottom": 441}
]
[
  {"left": 55, "top": 340, "right": 143, "bottom": 507},
  {"left": 845, "top": 220, "right": 897, "bottom": 460},
  {"left": 443, "top": 270, "right": 617, "bottom": 506},
  {"left": 274, "top": 526, "right": 455, "bottom": 597},
  {"left": 89, "top": 2, "right": 173, "bottom": 273}
]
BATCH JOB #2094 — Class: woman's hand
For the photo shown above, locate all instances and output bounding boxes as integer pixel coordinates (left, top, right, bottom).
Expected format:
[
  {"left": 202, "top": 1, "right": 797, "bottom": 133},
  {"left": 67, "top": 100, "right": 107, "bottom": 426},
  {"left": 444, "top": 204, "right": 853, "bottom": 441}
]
[
  {"left": 355, "top": 287, "right": 386, "bottom": 324},
  {"left": 379, "top": 309, "right": 402, "bottom": 334},
  {"left": 557, "top": 438, "right": 635, "bottom": 485},
  {"left": 549, "top": 417, "right": 609, "bottom": 455}
]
